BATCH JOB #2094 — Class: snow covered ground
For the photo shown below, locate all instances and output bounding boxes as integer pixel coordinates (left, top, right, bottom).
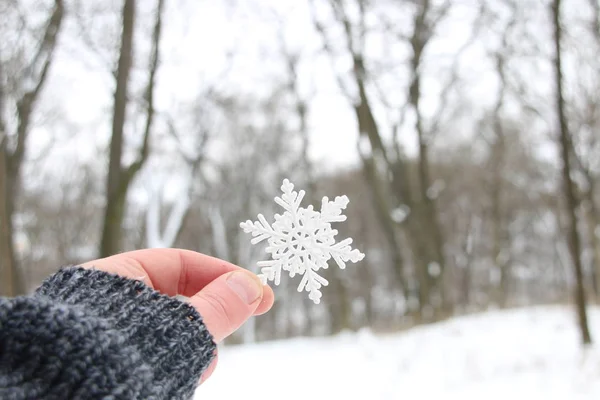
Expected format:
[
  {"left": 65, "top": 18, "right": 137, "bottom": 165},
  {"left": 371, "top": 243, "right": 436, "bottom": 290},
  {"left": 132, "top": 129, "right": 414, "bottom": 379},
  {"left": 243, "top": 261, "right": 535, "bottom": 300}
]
[{"left": 195, "top": 306, "right": 600, "bottom": 399}]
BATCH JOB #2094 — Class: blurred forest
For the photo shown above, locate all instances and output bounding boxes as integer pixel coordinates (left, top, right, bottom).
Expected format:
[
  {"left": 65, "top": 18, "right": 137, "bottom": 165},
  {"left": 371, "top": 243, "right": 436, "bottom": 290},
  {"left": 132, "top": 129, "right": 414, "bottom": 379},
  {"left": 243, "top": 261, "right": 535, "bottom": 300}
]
[{"left": 1, "top": 0, "right": 599, "bottom": 345}]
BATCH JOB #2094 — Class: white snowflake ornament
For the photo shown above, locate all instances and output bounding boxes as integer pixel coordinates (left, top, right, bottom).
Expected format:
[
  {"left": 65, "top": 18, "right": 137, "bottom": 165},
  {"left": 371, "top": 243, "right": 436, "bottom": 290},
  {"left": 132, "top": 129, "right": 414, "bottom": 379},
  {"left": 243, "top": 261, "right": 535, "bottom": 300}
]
[{"left": 240, "top": 179, "right": 365, "bottom": 304}]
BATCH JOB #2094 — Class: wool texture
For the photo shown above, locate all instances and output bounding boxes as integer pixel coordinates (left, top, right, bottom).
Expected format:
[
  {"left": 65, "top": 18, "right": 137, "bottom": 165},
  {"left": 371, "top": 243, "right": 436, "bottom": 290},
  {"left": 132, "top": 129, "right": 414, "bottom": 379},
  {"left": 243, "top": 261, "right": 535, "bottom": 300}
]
[{"left": 0, "top": 266, "right": 216, "bottom": 400}]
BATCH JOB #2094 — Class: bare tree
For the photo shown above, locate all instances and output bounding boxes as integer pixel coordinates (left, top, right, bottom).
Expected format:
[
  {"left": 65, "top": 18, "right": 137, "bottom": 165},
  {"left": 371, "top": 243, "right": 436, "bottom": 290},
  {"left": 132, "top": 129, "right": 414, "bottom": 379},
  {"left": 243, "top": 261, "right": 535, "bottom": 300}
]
[
  {"left": 551, "top": 0, "right": 592, "bottom": 345},
  {"left": 0, "top": 0, "right": 64, "bottom": 296},
  {"left": 484, "top": 0, "right": 518, "bottom": 307},
  {"left": 402, "top": 0, "right": 452, "bottom": 316},
  {"left": 310, "top": 0, "right": 461, "bottom": 319},
  {"left": 571, "top": 112, "right": 600, "bottom": 300},
  {"left": 569, "top": 0, "right": 600, "bottom": 300},
  {"left": 310, "top": 0, "right": 408, "bottom": 306},
  {"left": 99, "top": 0, "right": 165, "bottom": 257}
]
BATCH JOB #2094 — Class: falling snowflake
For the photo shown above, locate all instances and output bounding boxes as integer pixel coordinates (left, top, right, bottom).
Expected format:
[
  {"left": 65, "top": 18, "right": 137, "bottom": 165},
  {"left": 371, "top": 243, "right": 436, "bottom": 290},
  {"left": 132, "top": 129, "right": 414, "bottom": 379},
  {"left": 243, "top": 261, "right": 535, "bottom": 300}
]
[{"left": 240, "top": 179, "right": 365, "bottom": 304}]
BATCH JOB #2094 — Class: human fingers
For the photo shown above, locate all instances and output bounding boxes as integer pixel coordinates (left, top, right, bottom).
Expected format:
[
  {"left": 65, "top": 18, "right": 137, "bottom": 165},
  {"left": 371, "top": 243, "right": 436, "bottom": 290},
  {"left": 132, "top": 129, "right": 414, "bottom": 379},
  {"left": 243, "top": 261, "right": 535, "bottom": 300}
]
[
  {"left": 82, "top": 249, "right": 236, "bottom": 295},
  {"left": 188, "top": 270, "right": 264, "bottom": 343},
  {"left": 81, "top": 249, "right": 275, "bottom": 315}
]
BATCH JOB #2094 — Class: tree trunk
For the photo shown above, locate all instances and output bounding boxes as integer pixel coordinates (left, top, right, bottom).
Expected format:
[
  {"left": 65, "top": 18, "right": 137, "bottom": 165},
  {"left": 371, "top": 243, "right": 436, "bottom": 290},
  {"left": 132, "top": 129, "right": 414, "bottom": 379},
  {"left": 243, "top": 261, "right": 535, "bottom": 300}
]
[
  {"left": 552, "top": 0, "right": 592, "bottom": 345},
  {"left": 490, "top": 134, "right": 511, "bottom": 307},
  {"left": 489, "top": 29, "right": 513, "bottom": 307},
  {"left": 0, "top": 57, "right": 16, "bottom": 297},
  {"left": 0, "top": 0, "right": 64, "bottom": 295},
  {"left": 408, "top": 0, "right": 447, "bottom": 316},
  {"left": 0, "top": 141, "right": 17, "bottom": 296},
  {"left": 353, "top": 63, "right": 409, "bottom": 297},
  {"left": 100, "top": 0, "right": 163, "bottom": 256},
  {"left": 586, "top": 196, "right": 600, "bottom": 301},
  {"left": 358, "top": 148, "right": 408, "bottom": 296},
  {"left": 327, "top": 270, "right": 352, "bottom": 333},
  {"left": 100, "top": 0, "right": 136, "bottom": 257}
]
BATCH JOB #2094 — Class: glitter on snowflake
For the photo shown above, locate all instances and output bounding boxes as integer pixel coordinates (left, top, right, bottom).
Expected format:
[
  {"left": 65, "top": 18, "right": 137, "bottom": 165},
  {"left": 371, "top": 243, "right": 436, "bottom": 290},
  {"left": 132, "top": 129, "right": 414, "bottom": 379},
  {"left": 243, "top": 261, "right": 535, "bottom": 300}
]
[{"left": 240, "top": 179, "right": 365, "bottom": 304}]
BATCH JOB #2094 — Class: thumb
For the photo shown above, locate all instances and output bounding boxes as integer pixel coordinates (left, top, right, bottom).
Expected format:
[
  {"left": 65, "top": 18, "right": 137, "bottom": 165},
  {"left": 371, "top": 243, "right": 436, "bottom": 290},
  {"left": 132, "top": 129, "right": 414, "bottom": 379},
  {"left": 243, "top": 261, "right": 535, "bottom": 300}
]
[{"left": 189, "top": 270, "right": 264, "bottom": 343}]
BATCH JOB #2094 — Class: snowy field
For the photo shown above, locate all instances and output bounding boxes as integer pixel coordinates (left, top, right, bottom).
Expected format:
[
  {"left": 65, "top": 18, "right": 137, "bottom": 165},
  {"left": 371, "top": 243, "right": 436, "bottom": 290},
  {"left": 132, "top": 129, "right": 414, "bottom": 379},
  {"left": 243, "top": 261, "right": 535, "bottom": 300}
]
[{"left": 195, "top": 306, "right": 600, "bottom": 399}]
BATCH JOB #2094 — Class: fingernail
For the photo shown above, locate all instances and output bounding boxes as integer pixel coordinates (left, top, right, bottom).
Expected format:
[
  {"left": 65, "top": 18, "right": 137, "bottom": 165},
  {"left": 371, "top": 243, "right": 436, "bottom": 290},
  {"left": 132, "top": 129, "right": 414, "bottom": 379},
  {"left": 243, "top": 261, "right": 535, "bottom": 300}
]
[{"left": 226, "top": 271, "right": 262, "bottom": 304}]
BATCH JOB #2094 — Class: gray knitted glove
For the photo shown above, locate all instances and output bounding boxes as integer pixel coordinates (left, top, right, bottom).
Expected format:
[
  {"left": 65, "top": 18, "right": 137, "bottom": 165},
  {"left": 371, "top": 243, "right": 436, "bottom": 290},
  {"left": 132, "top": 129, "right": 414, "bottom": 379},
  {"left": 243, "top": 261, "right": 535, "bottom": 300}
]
[{"left": 0, "top": 267, "right": 216, "bottom": 399}]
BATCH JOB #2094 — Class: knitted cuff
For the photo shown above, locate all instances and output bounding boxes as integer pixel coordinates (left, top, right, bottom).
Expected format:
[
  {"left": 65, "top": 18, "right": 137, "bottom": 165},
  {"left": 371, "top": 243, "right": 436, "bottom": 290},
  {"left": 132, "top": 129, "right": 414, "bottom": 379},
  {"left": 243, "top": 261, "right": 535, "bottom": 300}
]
[{"left": 36, "top": 266, "right": 216, "bottom": 399}]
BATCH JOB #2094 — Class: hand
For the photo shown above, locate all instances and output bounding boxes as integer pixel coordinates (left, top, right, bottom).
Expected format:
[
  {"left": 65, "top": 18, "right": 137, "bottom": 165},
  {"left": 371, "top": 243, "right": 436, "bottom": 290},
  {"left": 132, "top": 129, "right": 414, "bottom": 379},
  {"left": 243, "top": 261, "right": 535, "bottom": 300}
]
[{"left": 81, "top": 248, "right": 274, "bottom": 383}]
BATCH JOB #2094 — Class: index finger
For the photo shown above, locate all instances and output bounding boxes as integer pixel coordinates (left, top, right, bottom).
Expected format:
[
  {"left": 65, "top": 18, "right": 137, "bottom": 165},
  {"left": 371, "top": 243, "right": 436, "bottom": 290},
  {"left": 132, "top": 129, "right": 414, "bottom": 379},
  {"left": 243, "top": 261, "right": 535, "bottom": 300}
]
[{"left": 82, "top": 248, "right": 255, "bottom": 298}]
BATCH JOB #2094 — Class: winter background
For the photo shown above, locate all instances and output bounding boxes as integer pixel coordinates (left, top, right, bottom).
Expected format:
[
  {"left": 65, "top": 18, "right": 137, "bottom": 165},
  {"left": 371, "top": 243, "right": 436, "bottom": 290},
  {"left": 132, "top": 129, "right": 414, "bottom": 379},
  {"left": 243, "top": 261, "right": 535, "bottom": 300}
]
[{"left": 1, "top": 0, "right": 600, "bottom": 398}]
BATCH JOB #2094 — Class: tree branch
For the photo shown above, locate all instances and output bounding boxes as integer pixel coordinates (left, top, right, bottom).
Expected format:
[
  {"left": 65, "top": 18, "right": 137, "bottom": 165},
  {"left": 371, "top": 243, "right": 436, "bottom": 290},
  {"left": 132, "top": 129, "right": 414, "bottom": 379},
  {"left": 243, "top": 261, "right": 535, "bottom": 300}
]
[
  {"left": 125, "top": 0, "right": 165, "bottom": 183},
  {"left": 10, "top": 0, "right": 64, "bottom": 180}
]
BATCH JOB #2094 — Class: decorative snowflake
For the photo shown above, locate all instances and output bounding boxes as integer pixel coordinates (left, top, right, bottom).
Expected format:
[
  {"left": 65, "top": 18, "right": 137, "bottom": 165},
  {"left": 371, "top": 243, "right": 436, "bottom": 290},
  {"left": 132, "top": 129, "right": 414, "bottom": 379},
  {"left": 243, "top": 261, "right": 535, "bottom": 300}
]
[{"left": 240, "top": 179, "right": 365, "bottom": 304}]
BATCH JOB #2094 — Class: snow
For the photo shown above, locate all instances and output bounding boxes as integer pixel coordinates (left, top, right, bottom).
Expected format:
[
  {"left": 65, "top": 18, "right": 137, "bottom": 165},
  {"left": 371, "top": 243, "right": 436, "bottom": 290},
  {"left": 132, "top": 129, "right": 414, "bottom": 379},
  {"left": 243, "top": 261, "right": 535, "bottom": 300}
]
[
  {"left": 427, "top": 261, "right": 442, "bottom": 277},
  {"left": 426, "top": 179, "right": 446, "bottom": 200},
  {"left": 195, "top": 306, "right": 600, "bottom": 399},
  {"left": 390, "top": 205, "right": 410, "bottom": 223}
]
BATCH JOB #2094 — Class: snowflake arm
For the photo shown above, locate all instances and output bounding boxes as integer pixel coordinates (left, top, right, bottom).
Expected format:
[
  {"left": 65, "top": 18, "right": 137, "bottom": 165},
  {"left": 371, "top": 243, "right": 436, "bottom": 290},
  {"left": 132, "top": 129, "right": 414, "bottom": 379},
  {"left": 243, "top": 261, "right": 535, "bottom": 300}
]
[
  {"left": 273, "top": 179, "right": 305, "bottom": 216},
  {"left": 298, "top": 264, "right": 329, "bottom": 304},
  {"left": 319, "top": 195, "right": 350, "bottom": 223},
  {"left": 326, "top": 238, "right": 364, "bottom": 270},
  {"left": 240, "top": 214, "right": 285, "bottom": 244},
  {"left": 240, "top": 179, "right": 365, "bottom": 304}
]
